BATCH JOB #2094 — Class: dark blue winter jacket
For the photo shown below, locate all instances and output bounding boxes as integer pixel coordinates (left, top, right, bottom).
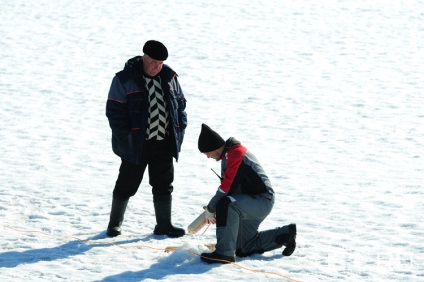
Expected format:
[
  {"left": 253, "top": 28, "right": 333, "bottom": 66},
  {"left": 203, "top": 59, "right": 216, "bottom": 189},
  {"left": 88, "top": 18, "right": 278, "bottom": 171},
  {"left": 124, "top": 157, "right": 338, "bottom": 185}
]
[{"left": 106, "top": 56, "right": 187, "bottom": 164}]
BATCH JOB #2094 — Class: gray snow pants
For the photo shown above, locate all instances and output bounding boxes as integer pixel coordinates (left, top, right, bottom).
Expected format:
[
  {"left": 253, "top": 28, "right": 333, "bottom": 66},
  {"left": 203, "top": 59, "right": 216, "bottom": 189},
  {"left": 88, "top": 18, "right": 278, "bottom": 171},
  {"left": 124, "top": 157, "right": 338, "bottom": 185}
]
[{"left": 215, "top": 192, "right": 290, "bottom": 257}]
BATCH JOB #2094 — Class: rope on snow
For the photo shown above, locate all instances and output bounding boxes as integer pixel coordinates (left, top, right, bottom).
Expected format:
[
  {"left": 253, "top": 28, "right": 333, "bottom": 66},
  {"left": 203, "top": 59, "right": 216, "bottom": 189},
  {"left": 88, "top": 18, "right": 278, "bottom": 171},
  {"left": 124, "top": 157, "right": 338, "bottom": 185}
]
[{"left": 3, "top": 225, "right": 301, "bottom": 282}]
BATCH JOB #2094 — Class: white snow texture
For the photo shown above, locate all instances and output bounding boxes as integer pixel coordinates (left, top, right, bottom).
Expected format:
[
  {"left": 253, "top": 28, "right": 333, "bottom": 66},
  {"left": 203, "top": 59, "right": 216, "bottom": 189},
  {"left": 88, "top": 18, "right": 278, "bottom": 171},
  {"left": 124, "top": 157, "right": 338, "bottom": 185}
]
[{"left": 1, "top": 0, "right": 423, "bottom": 281}]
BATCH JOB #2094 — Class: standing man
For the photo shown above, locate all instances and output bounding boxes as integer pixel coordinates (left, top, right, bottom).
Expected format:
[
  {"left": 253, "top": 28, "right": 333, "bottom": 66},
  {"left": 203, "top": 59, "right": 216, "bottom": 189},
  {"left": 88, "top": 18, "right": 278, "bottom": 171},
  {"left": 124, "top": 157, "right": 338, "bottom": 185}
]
[
  {"left": 105, "top": 40, "right": 187, "bottom": 238},
  {"left": 197, "top": 124, "right": 296, "bottom": 263}
]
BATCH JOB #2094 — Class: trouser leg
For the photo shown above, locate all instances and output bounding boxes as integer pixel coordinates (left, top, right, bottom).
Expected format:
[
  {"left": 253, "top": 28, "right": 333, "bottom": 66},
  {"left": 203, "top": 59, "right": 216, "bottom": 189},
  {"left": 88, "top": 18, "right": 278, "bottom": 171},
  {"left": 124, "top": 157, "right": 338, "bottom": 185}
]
[
  {"left": 215, "top": 194, "right": 273, "bottom": 257},
  {"left": 107, "top": 159, "right": 146, "bottom": 236},
  {"left": 146, "top": 139, "right": 174, "bottom": 196},
  {"left": 146, "top": 139, "right": 184, "bottom": 238},
  {"left": 238, "top": 225, "right": 291, "bottom": 256},
  {"left": 233, "top": 194, "right": 295, "bottom": 256},
  {"left": 113, "top": 159, "right": 147, "bottom": 200},
  {"left": 215, "top": 198, "right": 240, "bottom": 257}
]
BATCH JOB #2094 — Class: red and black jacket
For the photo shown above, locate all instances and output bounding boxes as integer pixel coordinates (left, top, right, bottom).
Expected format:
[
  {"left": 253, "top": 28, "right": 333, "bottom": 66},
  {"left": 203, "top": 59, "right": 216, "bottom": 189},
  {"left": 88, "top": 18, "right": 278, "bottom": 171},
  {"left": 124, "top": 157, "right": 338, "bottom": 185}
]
[{"left": 207, "top": 137, "right": 274, "bottom": 212}]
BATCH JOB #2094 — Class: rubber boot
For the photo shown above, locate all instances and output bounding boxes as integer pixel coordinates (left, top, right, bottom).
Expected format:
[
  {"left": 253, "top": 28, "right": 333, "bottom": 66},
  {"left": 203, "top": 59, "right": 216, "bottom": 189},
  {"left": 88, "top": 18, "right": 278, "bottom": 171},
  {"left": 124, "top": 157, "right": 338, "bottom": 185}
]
[
  {"left": 275, "top": 223, "right": 297, "bottom": 256},
  {"left": 106, "top": 198, "right": 129, "bottom": 237},
  {"left": 153, "top": 195, "right": 185, "bottom": 238}
]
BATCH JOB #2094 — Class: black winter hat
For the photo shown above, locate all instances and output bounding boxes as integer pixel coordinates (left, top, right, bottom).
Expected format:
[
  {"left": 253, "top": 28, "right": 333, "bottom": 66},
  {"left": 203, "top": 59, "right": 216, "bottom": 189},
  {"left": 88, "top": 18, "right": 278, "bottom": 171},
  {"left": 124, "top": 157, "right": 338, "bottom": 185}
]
[
  {"left": 143, "top": 40, "right": 168, "bottom": 60},
  {"left": 198, "top": 124, "right": 225, "bottom": 153}
]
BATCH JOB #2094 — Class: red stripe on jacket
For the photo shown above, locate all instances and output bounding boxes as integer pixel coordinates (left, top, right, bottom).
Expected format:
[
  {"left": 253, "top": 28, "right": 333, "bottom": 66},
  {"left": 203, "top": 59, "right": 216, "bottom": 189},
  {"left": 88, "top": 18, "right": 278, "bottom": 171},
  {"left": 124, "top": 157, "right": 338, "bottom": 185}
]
[{"left": 220, "top": 144, "right": 247, "bottom": 193}]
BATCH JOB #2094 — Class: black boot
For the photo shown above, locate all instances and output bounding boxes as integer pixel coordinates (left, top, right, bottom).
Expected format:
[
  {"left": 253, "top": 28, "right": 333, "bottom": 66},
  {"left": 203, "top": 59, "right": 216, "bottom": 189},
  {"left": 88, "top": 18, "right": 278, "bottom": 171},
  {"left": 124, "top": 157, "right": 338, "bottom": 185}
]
[
  {"left": 106, "top": 198, "right": 129, "bottom": 237},
  {"left": 153, "top": 195, "right": 185, "bottom": 238},
  {"left": 275, "top": 223, "right": 297, "bottom": 256},
  {"left": 201, "top": 251, "right": 235, "bottom": 264}
]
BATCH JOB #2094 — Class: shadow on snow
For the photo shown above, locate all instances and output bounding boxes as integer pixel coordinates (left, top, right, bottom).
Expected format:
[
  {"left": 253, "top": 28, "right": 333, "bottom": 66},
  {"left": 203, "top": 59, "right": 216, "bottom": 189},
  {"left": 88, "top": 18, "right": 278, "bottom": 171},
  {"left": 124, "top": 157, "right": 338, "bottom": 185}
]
[
  {"left": 96, "top": 251, "right": 283, "bottom": 281},
  {"left": 0, "top": 232, "right": 140, "bottom": 268}
]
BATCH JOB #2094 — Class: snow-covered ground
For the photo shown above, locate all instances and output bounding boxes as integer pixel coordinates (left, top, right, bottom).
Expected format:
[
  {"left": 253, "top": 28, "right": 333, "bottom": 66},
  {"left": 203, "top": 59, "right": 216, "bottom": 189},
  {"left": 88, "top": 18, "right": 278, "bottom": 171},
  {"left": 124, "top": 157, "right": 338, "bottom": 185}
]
[{"left": 1, "top": 0, "right": 423, "bottom": 281}]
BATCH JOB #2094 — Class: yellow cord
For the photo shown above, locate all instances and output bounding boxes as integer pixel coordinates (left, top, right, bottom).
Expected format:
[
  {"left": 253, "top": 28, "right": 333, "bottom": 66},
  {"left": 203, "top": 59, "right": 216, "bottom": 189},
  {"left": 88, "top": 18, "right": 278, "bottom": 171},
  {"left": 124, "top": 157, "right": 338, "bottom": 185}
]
[{"left": 3, "top": 225, "right": 301, "bottom": 281}]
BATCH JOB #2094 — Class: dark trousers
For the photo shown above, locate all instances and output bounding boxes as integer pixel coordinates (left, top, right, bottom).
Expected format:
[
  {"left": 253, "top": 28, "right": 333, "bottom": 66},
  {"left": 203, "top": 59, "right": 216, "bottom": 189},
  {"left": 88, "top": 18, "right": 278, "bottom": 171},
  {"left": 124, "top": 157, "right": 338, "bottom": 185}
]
[{"left": 113, "top": 138, "right": 174, "bottom": 200}]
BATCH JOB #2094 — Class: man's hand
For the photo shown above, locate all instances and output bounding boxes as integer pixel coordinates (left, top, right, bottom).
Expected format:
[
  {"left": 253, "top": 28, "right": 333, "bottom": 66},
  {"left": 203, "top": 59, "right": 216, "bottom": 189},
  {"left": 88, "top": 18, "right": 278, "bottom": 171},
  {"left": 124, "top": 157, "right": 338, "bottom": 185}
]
[{"left": 203, "top": 206, "right": 216, "bottom": 224}]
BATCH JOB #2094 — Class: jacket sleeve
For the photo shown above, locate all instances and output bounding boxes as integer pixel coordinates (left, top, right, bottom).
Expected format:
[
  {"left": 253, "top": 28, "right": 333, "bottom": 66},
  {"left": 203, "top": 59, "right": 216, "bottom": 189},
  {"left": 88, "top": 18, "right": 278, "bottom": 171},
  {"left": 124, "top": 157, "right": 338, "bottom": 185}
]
[
  {"left": 172, "top": 75, "right": 187, "bottom": 130},
  {"left": 106, "top": 76, "right": 129, "bottom": 137}
]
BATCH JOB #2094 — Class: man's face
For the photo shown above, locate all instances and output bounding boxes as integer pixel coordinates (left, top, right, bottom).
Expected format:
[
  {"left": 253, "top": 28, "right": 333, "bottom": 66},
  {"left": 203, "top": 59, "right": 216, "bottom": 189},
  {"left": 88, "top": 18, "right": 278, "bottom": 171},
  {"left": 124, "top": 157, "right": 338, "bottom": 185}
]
[
  {"left": 143, "top": 55, "right": 164, "bottom": 76},
  {"left": 204, "top": 149, "right": 222, "bottom": 161}
]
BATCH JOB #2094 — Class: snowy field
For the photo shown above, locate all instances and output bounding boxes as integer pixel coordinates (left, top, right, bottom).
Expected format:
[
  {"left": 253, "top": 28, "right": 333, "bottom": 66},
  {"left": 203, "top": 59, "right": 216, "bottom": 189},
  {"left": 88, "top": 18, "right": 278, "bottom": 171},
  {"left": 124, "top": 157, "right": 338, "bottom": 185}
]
[{"left": 1, "top": 0, "right": 423, "bottom": 281}]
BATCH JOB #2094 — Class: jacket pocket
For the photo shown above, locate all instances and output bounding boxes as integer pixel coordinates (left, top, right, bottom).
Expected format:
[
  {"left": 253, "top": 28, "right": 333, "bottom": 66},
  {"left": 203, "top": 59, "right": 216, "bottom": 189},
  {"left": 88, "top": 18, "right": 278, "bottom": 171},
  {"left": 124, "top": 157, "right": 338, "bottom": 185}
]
[
  {"left": 127, "top": 93, "right": 146, "bottom": 129},
  {"left": 115, "top": 132, "right": 134, "bottom": 157}
]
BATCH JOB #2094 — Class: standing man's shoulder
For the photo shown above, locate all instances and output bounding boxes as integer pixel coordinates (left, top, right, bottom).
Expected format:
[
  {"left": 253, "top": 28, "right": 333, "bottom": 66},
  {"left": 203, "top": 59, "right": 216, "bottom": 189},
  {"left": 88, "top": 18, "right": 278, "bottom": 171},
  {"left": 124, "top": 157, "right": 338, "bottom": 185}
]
[
  {"left": 160, "top": 64, "right": 178, "bottom": 79},
  {"left": 116, "top": 56, "right": 143, "bottom": 84}
]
